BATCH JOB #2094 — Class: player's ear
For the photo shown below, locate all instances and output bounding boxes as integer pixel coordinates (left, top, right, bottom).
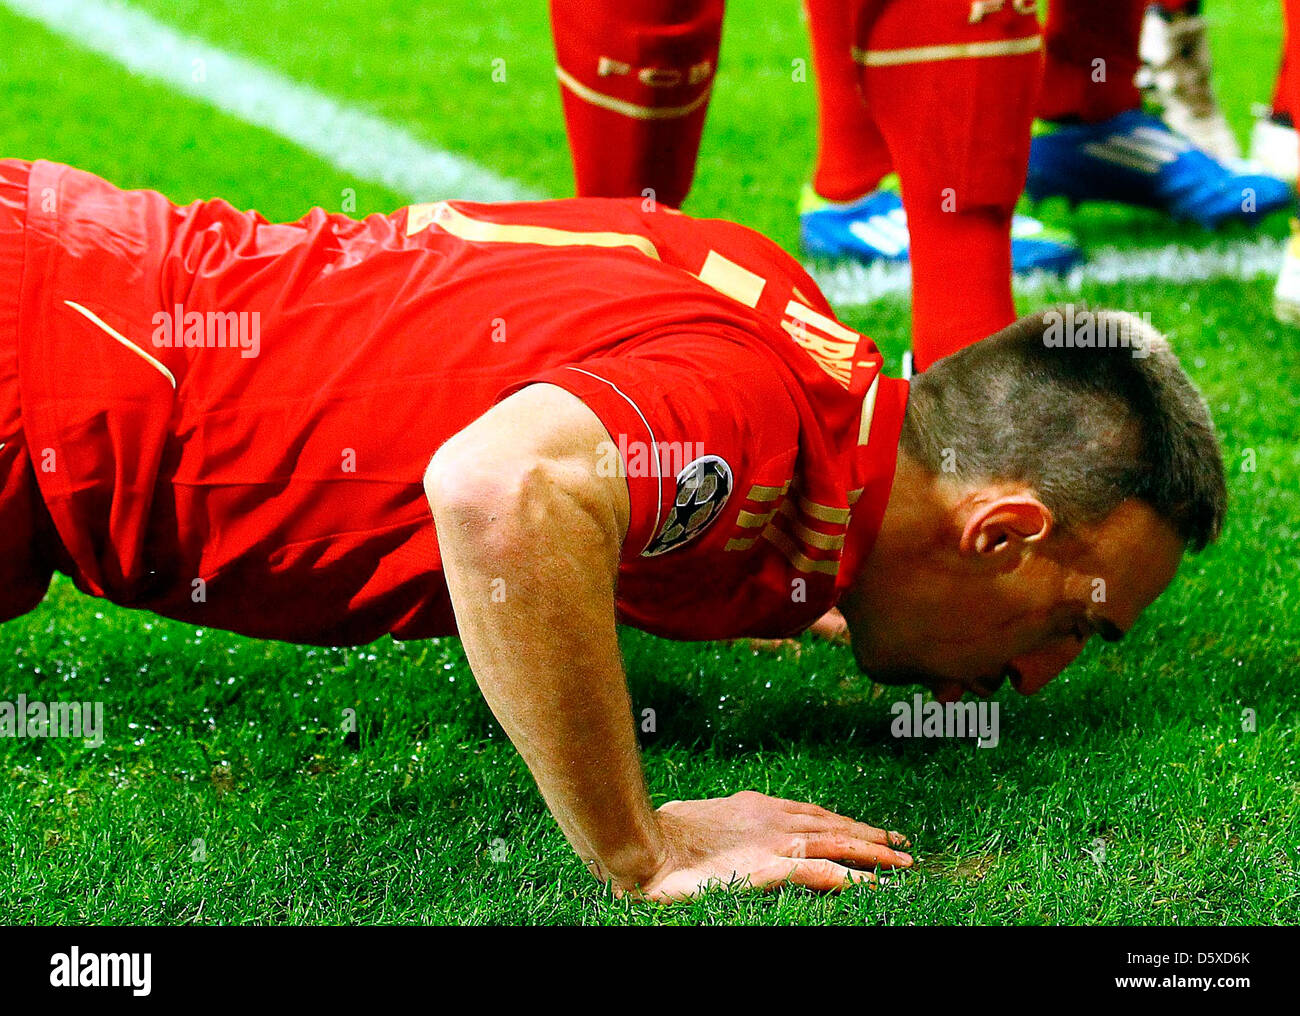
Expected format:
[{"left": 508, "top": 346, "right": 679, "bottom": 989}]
[{"left": 959, "top": 494, "right": 1052, "bottom": 562}]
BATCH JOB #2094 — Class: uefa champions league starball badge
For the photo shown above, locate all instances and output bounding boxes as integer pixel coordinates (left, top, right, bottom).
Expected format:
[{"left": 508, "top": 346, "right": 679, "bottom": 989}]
[{"left": 641, "top": 455, "right": 733, "bottom": 557}]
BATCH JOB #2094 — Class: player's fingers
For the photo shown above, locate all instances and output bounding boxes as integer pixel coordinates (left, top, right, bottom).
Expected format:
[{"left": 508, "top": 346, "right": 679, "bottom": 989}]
[
  {"left": 794, "top": 833, "right": 913, "bottom": 870},
  {"left": 780, "top": 858, "right": 878, "bottom": 892},
  {"left": 830, "top": 817, "right": 912, "bottom": 850},
  {"left": 781, "top": 801, "right": 911, "bottom": 847},
  {"left": 781, "top": 798, "right": 850, "bottom": 821}
]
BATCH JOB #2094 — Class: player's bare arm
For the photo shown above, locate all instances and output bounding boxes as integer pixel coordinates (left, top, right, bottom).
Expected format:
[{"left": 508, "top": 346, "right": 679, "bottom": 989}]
[{"left": 426, "top": 382, "right": 912, "bottom": 899}]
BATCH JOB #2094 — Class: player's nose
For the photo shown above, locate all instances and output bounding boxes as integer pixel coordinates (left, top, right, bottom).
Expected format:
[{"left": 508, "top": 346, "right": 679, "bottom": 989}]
[{"left": 1007, "top": 641, "right": 1086, "bottom": 696}]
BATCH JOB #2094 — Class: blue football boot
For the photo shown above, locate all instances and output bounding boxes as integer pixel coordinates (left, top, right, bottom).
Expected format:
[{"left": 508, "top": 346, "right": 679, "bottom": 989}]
[
  {"left": 799, "top": 178, "right": 1083, "bottom": 275},
  {"left": 1027, "top": 109, "right": 1293, "bottom": 228}
]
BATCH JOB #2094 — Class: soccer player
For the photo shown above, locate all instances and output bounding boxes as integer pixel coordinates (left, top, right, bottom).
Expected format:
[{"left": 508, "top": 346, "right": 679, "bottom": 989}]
[
  {"left": 1029, "top": 0, "right": 1291, "bottom": 229},
  {"left": 798, "top": 0, "right": 1081, "bottom": 286},
  {"left": 1251, "top": 13, "right": 1299, "bottom": 185},
  {"left": 1273, "top": 0, "right": 1300, "bottom": 322},
  {"left": 0, "top": 158, "right": 1226, "bottom": 899},
  {"left": 1144, "top": 0, "right": 1298, "bottom": 184},
  {"left": 551, "top": 0, "right": 1052, "bottom": 372},
  {"left": 551, "top": 2, "right": 1291, "bottom": 365},
  {"left": 800, "top": 0, "right": 1061, "bottom": 371}
]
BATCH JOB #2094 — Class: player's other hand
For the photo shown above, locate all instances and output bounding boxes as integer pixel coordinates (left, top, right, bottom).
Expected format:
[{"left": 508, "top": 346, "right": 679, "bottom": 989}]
[
  {"left": 616, "top": 790, "right": 912, "bottom": 902},
  {"left": 741, "top": 608, "right": 852, "bottom": 655},
  {"left": 807, "top": 607, "right": 851, "bottom": 645}
]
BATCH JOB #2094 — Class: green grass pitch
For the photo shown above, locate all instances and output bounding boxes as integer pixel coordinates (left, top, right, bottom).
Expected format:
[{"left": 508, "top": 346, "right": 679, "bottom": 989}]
[{"left": 0, "top": 0, "right": 1296, "bottom": 925}]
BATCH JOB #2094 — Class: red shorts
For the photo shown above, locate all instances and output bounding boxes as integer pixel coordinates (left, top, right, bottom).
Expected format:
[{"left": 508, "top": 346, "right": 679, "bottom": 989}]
[
  {"left": 0, "top": 160, "right": 60, "bottom": 622},
  {"left": 0, "top": 159, "right": 457, "bottom": 643}
]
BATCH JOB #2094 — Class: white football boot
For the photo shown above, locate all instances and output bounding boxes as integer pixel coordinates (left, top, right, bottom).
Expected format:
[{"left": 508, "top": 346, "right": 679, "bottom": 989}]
[
  {"left": 1273, "top": 220, "right": 1300, "bottom": 325},
  {"left": 1249, "top": 108, "right": 1299, "bottom": 185},
  {"left": 1139, "top": 6, "right": 1242, "bottom": 165}
]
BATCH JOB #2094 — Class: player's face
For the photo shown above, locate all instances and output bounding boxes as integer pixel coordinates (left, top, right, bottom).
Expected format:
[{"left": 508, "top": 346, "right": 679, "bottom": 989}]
[{"left": 844, "top": 500, "right": 1185, "bottom": 701}]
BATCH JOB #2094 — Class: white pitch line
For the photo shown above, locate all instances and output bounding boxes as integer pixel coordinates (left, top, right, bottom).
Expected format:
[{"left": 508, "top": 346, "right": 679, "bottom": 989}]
[
  {"left": 809, "top": 235, "right": 1288, "bottom": 307},
  {"left": 1, "top": 0, "right": 538, "bottom": 203},
  {"left": 1, "top": 0, "right": 1287, "bottom": 303}
]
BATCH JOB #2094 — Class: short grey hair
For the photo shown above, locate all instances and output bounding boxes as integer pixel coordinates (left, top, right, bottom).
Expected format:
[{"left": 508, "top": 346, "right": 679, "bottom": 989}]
[{"left": 900, "top": 307, "right": 1227, "bottom": 550}]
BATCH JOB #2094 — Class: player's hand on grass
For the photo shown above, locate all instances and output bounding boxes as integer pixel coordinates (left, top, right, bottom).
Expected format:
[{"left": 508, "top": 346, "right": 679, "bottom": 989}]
[
  {"left": 616, "top": 790, "right": 912, "bottom": 901},
  {"left": 806, "top": 607, "right": 851, "bottom": 645},
  {"left": 741, "top": 608, "right": 852, "bottom": 655}
]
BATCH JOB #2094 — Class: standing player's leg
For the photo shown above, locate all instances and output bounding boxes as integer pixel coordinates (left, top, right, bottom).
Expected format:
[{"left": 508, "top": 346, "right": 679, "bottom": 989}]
[
  {"left": 1251, "top": 4, "right": 1300, "bottom": 185},
  {"left": 799, "top": 0, "right": 1079, "bottom": 277},
  {"left": 798, "top": 0, "right": 907, "bottom": 264},
  {"left": 549, "top": 0, "right": 723, "bottom": 209},
  {"left": 1029, "top": 0, "right": 1290, "bottom": 228},
  {"left": 1274, "top": 0, "right": 1300, "bottom": 324},
  {"left": 1038, "top": 0, "right": 1149, "bottom": 126},
  {"left": 856, "top": 0, "right": 1043, "bottom": 370},
  {"left": 806, "top": 0, "right": 892, "bottom": 206},
  {"left": 1139, "top": 0, "right": 1240, "bottom": 162}
]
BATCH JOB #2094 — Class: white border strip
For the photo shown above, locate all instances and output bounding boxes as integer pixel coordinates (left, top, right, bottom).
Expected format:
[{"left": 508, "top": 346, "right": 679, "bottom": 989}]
[{"left": 808, "top": 236, "right": 1288, "bottom": 306}]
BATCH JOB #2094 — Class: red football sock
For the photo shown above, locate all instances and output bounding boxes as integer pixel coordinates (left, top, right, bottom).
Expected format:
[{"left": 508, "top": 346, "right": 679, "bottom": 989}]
[
  {"left": 1278, "top": 1, "right": 1299, "bottom": 122},
  {"left": 549, "top": 0, "right": 723, "bottom": 209},
  {"left": 1275, "top": 51, "right": 1294, "bottom": 121},
  {"left": 807, "top": 0, "right": 892, "bottom": 202},
  {"left": 1039, "top": 0, "right": 1146, "bottom": 124},
  {"left": 857, "top": 0, "right": 1042, "bottom": 369}
]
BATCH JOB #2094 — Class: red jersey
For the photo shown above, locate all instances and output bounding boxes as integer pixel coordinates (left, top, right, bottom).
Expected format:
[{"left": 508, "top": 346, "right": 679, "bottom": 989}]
[{"left": 0, "top": 159, "right": 908, "bottom": 645}]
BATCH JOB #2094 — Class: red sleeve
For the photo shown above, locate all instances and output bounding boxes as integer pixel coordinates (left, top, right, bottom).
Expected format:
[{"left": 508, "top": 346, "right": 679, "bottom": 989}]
[{"left": 499, "top": 335, "right": 800, "bottom": 560}]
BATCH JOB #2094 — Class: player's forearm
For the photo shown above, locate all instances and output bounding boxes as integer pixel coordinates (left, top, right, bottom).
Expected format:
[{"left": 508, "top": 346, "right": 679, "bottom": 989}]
[
  {"left": 425, "top": 391, "right": 666, "bottom": 887},
  {"left": 433, "top": 476, "right": 665, "bottom": 884}
]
